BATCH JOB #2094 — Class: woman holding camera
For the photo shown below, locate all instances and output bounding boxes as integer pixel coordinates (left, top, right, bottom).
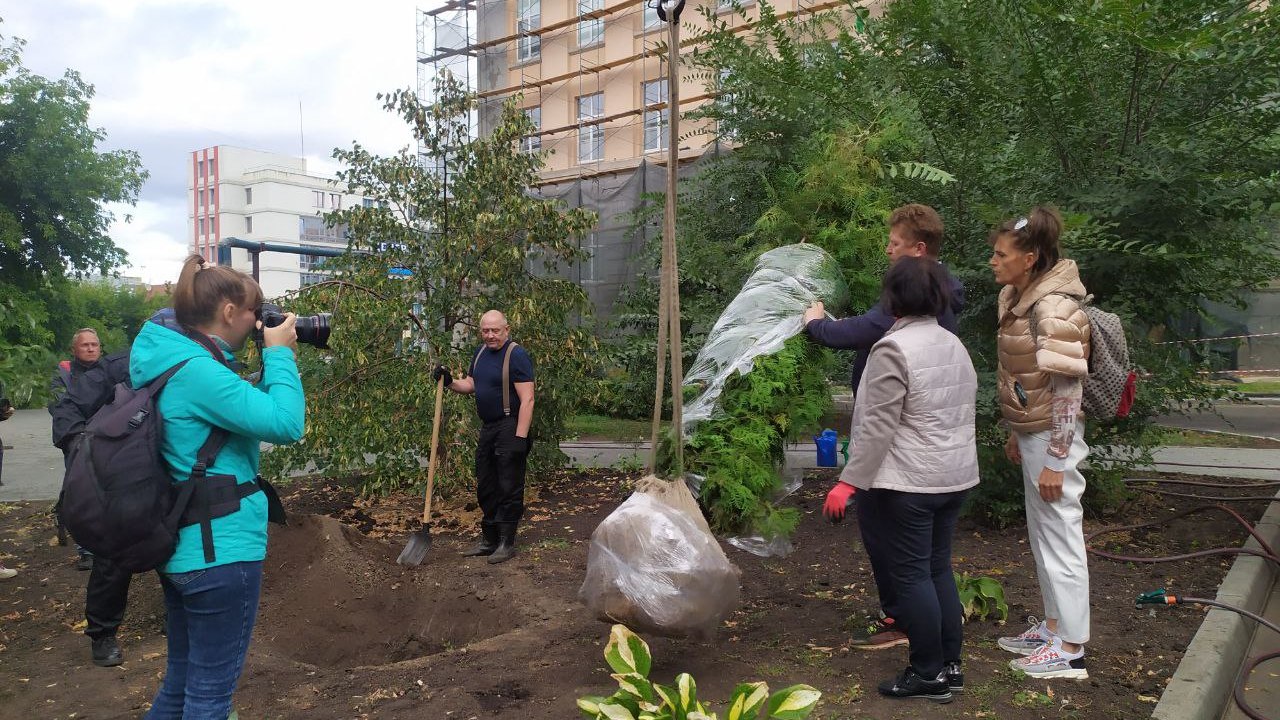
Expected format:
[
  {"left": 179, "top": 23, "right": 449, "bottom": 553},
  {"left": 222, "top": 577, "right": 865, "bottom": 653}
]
[
  {"left": 990, "top": 207, "right": 1092, "bottom": 680},
  {"left": 823, "top": 256, "right": 979, "bottom": 704},
  {"left": 130, "top": 254, "right": 305, "bottom": 718}
]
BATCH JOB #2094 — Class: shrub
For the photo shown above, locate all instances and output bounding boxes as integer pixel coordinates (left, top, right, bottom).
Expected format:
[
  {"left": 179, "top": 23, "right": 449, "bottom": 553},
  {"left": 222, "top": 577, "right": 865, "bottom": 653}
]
[{"left": 578, "top": 624, "right": 822, "bottom": 720}]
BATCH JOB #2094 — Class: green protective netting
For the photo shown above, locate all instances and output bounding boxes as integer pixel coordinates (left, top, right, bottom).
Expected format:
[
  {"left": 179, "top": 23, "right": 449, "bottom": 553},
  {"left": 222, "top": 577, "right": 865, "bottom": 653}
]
[{"left": 682, "top": 243, "right": 851, "bottom": 433}]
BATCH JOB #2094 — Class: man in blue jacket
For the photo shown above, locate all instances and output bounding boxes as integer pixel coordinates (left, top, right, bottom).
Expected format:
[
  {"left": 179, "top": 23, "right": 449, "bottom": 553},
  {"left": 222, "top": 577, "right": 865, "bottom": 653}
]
[{"left": 803, "top": 204, "right": 966, "bottom": 653}]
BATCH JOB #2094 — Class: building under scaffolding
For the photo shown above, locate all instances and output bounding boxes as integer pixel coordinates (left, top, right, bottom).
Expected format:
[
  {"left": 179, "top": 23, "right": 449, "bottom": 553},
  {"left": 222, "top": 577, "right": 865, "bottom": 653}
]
[{"left": 415, "top": 0, "right": 860, "bottom": 323}]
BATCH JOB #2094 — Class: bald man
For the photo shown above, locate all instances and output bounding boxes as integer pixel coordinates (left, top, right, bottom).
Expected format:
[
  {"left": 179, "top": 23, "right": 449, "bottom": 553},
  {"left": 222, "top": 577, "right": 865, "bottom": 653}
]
[{"left": 434, "top": 310, "right": 535, "bottom": 565}]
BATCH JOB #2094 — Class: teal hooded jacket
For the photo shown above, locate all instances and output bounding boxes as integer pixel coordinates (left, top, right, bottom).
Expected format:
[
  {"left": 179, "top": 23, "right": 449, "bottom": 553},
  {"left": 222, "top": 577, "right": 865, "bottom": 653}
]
[{"left": 129, "top": 321, "right": 305, "bottom": 574}]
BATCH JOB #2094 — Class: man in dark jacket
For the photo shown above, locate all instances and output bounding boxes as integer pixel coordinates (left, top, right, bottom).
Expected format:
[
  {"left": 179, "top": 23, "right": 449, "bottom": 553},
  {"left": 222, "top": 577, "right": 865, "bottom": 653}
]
[
  {"left": 50, "top": 327, "right": 133, "bottom": 667},
  {"left": 802, "top": 204, "right": 967, "bottom": 654}
]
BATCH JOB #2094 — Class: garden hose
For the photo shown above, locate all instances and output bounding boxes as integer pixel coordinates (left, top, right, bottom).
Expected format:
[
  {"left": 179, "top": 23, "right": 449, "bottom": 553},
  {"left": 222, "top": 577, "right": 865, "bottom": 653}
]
[
  {"left": 1090, "top": 474, "right": 1280, "bottom": 720},
  {"left": 1137, "top": 591, "right": 1280, "bottom": 720}
]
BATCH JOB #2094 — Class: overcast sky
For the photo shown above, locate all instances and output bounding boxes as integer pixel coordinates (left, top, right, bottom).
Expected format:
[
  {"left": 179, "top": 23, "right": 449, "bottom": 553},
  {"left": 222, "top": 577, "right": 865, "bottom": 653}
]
[{"left": 4, "top": 0, "right": 425, "bottom": 284}]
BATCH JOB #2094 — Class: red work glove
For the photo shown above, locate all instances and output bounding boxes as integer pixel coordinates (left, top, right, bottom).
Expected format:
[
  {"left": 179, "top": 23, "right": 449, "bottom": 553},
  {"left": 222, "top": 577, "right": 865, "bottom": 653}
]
[{"left": 823, "top": 482, "right": 857, "bottom": 521}]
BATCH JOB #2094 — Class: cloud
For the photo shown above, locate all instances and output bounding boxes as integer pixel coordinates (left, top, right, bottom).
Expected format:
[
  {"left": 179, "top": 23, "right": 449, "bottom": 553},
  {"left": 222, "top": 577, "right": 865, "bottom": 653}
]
[{"left": 4, "top": 0, "right": 423, "bottom": 283}]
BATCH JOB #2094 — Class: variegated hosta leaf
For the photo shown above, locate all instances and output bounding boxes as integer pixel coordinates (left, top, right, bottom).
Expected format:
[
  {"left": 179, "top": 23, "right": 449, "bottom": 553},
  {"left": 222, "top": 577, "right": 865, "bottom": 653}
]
[
  {"left": 598, "top": 702, "right": 639, "bottom": 720},
  {"left": 605, "top": 625, "right": 653, "bottom": 677},
  {"left": 764, "top": 684, "right": 821, "bottom": 720},
  {"left": 674, "top": 673, "right": 699, "bottom": 712},
  {"left": 611, "top": 673, "right": 655, "bottom": 702},
  {"left": 578, "top": 695, "right": 610, "bottom": 718},
  {"left": 726, "top": 682, "right": 769, "bottom": 720}
]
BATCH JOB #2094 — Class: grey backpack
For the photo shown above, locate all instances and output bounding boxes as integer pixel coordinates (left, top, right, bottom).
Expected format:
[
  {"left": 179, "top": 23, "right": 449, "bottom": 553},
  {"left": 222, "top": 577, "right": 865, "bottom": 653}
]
[{"left": 1032, "top": 294, "right": 1137, "bottom": 421}]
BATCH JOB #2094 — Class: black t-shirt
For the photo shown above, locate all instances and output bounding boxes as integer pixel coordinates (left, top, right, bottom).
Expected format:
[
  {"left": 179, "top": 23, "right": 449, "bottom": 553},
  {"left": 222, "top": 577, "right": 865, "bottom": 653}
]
[{"left": 470, "top": 341, "right": 535, "bottom": 423}]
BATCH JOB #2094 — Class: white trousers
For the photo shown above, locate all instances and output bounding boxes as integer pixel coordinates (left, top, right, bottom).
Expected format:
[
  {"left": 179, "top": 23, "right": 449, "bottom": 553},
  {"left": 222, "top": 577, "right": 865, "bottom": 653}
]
[{"left": 1015, "top": 420, "right": 1091, "bottom": 645}]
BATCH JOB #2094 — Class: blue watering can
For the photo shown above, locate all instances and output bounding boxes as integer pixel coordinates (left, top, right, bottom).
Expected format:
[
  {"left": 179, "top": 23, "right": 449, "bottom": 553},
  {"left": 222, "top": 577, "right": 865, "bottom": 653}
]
[{"left": 814, "top": 428, "right": 839, "bottom": 467}]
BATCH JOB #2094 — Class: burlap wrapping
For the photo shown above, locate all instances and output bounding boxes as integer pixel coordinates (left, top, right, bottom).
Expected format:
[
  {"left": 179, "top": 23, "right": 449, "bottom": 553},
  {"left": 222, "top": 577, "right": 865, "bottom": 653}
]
[{"left": 579, "top": 475, "right": 741, "bottom": 639}]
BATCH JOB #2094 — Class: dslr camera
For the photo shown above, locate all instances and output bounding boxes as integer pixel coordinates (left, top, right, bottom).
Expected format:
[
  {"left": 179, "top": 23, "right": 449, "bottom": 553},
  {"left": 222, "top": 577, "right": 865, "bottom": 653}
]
[{"left": 256, "top": 303, "right": 332, "bottom": 349}]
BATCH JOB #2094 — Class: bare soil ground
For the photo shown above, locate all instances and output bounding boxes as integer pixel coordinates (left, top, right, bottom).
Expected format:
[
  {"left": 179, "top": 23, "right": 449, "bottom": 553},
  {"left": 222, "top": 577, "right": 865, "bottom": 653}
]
[{"left": 0, "top": 469, "right": 1269, "bottom": 720}]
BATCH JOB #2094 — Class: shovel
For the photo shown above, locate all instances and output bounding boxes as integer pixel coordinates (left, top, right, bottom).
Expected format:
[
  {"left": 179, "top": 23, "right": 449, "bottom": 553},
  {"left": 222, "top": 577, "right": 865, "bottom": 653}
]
[{"left": 397, "top": 374, "right": 445, "bottom": 566}]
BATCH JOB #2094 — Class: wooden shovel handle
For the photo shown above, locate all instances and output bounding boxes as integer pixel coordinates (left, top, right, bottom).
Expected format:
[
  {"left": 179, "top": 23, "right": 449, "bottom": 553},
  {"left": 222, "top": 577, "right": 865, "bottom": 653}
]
[{"left": 423, "top": 374, "right": 445, "bottom": 524}]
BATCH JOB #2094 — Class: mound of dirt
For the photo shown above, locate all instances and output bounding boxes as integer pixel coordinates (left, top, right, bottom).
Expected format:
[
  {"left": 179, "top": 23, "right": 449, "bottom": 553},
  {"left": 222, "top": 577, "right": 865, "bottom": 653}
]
[{"left": 256, "top": 515, "right": 521, "bottom": 668}]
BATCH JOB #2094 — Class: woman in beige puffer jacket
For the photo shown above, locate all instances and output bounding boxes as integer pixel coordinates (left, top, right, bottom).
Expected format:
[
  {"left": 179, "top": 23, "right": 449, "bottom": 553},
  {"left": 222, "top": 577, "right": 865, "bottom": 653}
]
[{"left": 989, "top": 207, "right": 1093, "bottom": 681}]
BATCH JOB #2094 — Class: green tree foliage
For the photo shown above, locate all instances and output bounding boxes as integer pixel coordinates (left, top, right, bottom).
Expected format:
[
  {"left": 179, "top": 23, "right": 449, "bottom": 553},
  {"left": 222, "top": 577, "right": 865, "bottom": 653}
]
[
  {"left": 0, "top": 30, "right": 149, "bottom": 407},
  {"left": 677, "top": 0, "right": 1280, "bottom": 524},
  {"left": 261, "top": 75, "right": 599, "bottom": 496},
  {"left": 0, "top": 33, "right": 146, "bottom": 289}
]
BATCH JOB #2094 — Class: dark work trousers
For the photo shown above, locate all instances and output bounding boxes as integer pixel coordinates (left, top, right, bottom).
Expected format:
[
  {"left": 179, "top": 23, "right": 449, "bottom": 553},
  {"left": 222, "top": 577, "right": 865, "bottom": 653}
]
[
  {"left": 86, "top": 556, "right": 132, "bottom": 639},
  {"left": 855, "top": 489, "right": 898, "bottom": 621},
  {"left": 62, "top": 451, "right": 132, "bottom": 639},
  {"left": 876, "top": 487, "right": 968, "bottom": 680},
  {"left": 474, "top": 416, "right": 528, "bottom": 534}
]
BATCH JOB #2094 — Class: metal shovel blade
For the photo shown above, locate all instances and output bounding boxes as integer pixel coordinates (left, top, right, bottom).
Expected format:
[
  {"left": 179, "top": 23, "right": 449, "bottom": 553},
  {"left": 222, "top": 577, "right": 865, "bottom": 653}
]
[{"left": 397, "top": 526, "right": 432, "bottom": 566}]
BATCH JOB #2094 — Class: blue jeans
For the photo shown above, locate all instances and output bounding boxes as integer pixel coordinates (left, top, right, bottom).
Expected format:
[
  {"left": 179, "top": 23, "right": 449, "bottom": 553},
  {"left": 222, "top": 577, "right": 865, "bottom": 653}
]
[
  {"left": 876, "top": 488, "right": 968, "bottom": 679},
  {"left": 145, "top": 561, "right": 262, "bottom": 720}
]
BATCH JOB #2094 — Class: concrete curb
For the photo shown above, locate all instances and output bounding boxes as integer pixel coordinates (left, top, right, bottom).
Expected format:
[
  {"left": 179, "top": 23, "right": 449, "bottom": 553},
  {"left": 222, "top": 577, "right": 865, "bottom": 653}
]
[{"left": 1151, "top": 489, "right": 1280, "bottom": 720}]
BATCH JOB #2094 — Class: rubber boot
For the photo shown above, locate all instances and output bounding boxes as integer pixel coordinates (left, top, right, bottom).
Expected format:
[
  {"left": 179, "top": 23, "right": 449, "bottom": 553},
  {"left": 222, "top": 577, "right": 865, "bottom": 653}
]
[
  {"left": 461, "top": 524, "right": 500, "bottom": 557},
  {"left": 487, "top": 525, "right": 517, "bottom": 565},
  {"left": 91, "top": 636, "right": 123, "bottom": 667}
]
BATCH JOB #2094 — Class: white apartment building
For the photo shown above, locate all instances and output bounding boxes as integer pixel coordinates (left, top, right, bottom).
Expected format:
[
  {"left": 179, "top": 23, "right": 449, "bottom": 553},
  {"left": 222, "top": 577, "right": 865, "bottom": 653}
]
[{"left": 188, "top": 146, "right": 367, "bottom": 298}]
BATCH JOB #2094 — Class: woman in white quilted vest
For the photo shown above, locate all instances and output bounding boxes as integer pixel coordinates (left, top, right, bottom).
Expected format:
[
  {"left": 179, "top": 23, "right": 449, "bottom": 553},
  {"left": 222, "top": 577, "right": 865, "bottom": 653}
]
[
  {"left": 823, "top": 256, "right": 978, "bottom": 704},
  {"left": 989, "top": 206, "right": 1093, "bottom": 680}
]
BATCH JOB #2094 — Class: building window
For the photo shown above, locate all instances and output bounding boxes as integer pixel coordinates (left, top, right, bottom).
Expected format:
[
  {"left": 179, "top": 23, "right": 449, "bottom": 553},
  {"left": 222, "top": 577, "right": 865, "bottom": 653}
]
[
  {"left": 578, "top": 0, "right": 603, "bottom": 47},
  {"left": 643, "top": 79, "right": 669, "bottom": 153},
  {"left": 299, "top": 247, "right": 326, "bottom": 272},
  {"left": 300, "top": 215, "right": 345, "bottom": 243},
  {"left": 300, "top": 272, "right": 327, "bottom": 287},
  {"left": 245, "top": 216, "right": 253, "bottom": 234},
  {"left": 578, "top": 93, "right": 604, "bottom": 162},
  {"left": 517, "top": 0, "right": 540, "bottom": 62},
  {"left": 197, "top": 159, "right": 205, "bottom": 178},
  {"left": 208, "top": 186, "right": 216, "bottom": 204},
  {"left": 198, "top": 217, "right": 206, "bottom": 235},
  {"left": 644, "top": 2, "right": 661, "bottom": 28},
  {"left": 313, "top": 191, "right": 325, "bottom": 208},
  {"left": 522, "top": 107, "right": 542, "bottom": 153},
  {"left": 329, "top": 193, "right": 341, "bottom": 209},
  {"left": 207, "top": 158, "right": 217, "bottom": 177},
  {"left": 362, "top": 197, "right": 375, "bottom": 208},
  {"left": 198, "top": 188, "right": 206, "bottom": 206},
  {"left": 245, "top": 187, "right": 253, "bottom": 205}
]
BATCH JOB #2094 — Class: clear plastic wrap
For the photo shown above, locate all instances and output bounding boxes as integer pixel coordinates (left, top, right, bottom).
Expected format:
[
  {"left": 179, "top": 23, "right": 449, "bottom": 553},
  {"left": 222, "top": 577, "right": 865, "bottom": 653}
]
[
  {"left": 682, "top": 243, "right": 850, "bottom": 433},
  {"left": 579, "top": 475, "right": 741, "bottom": 639}
]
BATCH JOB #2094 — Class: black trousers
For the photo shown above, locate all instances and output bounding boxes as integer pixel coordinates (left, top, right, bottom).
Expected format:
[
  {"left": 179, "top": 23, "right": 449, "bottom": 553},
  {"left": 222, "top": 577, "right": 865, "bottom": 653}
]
[
  {"left": 474, "top": 417, "right": 527, "bottom": 532},
  {"left": 85, "top": 555, "right": 132, "bottom": 639},
  {"left": 60, "top": 451, "right": 133, "bottom": 639},
  {"left": 856, "top": 489, "right": 898, "bottom": 621},
  {"left": 874, "top": 487, "right": 967, "bottom": 679}
]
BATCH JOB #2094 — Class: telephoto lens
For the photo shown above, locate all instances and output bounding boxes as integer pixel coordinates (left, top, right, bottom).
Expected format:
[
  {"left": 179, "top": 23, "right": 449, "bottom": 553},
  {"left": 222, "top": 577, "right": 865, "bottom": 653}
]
[{"left": 256, "top": 303, "right": 333, "bottom": 349}]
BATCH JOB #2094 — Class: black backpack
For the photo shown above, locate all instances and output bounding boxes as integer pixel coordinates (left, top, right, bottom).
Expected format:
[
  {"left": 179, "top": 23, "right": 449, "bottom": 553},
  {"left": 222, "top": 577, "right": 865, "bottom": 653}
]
[
  {"left": 60, "top": 360, "right": 226, "bottom": 572},
  {"left": 60, "top": 343, "right": 284, "bottom": 573}
]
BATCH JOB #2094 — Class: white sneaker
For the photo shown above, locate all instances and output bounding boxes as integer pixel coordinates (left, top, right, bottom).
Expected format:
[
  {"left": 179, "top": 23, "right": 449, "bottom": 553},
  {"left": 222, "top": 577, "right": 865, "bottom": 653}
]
[
  {"left": 1010, "top": 637, "right": 1088, "bottom": 680},
  {"left": 0, "top": 566, "right": 16, "bottom": 581},
  {"left": 998, "top": 616, "right": 1051, "bottom": 655}
]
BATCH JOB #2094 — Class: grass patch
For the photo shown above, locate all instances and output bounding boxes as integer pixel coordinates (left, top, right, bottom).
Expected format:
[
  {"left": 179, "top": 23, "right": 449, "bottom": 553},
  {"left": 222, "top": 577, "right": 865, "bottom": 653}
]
[
  {"left": 565, "top": 414, "right": 664, "bottom": 441},
  {"left": 1153, "top": 426, "right": 1280, "bottom": 449},
  {"left": 1217, "top": 379, "right": 1280, "bottom": 395}
]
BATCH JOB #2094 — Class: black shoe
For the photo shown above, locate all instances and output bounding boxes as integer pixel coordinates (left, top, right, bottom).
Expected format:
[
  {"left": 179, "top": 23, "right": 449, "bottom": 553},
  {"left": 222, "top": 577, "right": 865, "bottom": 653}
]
[
  {"left": 878, "top": 667, "right": 953, "bottom": 703},
  {"left": 938, "top": 661, "right": 964, "bottom": 693},
  {"left": 91, "top": 636, "right": 123, "bottom": 667},
  {"left": 76, "top": 554, "right": 93, "bottom": 572}
]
